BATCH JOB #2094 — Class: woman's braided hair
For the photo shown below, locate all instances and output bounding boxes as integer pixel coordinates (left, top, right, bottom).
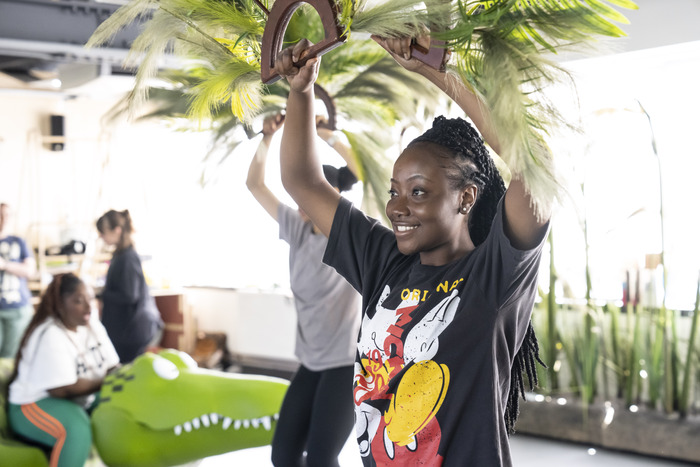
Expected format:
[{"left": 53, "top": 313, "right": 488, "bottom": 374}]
[
  {"left": 410, "top": 116, "right": 545, "bottom": 433},
  {"left": 410, "top": 116, "right": 506, "bottom": 246}
]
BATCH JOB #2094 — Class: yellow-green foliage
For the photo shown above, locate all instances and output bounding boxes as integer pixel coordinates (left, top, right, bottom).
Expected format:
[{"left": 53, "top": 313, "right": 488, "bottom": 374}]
[{"left": 87, "top": 0, "right": 637, "bottom": 210}]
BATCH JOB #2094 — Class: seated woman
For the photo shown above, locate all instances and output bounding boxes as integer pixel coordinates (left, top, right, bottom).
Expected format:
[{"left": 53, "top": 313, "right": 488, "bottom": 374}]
[{"left": 7, "top": 273, "right": 120, "bottom": 467}]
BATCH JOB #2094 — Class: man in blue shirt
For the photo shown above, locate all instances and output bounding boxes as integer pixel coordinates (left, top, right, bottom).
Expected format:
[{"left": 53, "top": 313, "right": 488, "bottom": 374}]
[{"left": 0, "top": 202, "right": 36, "bottom": 358}]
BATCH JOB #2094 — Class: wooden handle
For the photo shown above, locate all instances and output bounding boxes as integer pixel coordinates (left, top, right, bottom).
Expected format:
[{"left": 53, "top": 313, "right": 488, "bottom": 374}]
[
  {"left": 260, "top": 0, "right": 347, "bottom": 84},
  {"left": 410, "top": 38, "right": 449, "bottom": 71}
]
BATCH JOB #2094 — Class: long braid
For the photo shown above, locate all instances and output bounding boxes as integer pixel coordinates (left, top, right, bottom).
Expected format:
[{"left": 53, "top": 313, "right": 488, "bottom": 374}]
[
  {"left": 505, "top": 322, "right": 546, "bottom": 433},
  {"left": 411, "top": 116, "right": 545, "bottom": 433}
]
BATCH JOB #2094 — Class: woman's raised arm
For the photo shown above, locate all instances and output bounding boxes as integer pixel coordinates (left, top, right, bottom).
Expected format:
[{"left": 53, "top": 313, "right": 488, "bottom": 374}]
[
  {"left": 373, "top": 35, "right": 550, "bottom": 249},
  {"left": 246, "top": 114, "right": 284, "bottom": 221},
  {"left": 275, "top": 40, "right": 341, "bottom": 238}
]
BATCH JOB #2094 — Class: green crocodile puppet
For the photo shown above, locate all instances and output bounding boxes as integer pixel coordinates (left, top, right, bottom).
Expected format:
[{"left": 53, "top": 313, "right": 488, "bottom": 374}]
[{"left": 92, "top": 349, "right": 289, "bottom": 467}]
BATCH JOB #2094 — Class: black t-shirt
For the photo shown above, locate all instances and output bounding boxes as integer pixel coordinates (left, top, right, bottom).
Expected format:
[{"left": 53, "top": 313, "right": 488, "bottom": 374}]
[
  {"left": 102, "top": 247, "right": 163, "bottom": 363},
  {"left": 323, "top": 197, "right": 547, "bottom": 466}
]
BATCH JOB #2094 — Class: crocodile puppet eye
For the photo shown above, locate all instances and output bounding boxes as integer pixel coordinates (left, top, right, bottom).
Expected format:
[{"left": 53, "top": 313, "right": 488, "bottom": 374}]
[{"left": 153, "top": 356, "right": 180, "bottom": 380}]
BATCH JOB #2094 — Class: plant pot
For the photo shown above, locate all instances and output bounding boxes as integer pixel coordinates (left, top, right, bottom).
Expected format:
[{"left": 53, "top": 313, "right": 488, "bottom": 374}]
[{"left": 515, "top": 395, "right": 700, "bottom": 464}]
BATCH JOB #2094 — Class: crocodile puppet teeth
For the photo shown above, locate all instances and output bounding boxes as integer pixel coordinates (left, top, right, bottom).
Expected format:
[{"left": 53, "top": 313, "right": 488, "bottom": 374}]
[
  {"left": 92, "top": 349, "right": 289, "bottom": 467},
  {"left": 172, "top": 413, "right": 277, "bottom": 435}
]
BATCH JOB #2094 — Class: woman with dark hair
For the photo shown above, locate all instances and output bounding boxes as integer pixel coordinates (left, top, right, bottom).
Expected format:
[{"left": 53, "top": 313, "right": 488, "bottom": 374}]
[
  {"left": 273, "top": 35, "right": 550, "bottom": 466},
  {"left": 246, "top": 114, "right": 362, "bottom": 467},
  {"left": 7, "top": 273, "right": 119, "bottom": 467},
  {"left": 96, "top": 210, "right": 163, "bottom": 363}
]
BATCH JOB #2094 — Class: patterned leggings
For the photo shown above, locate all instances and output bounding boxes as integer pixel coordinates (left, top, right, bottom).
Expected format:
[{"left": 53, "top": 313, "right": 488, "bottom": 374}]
[{"left": 9, "top": 398, "right": 92, "bottom": 467}]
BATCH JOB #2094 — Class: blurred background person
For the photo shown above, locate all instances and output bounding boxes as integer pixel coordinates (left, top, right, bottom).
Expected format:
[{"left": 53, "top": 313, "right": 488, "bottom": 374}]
[
  {"left": 7, "top": 272, "right": 120, "bottom": 467},
  {"left": 96, "top": 209, "right": 163, "bottom": 363},
  {"left": 0, "top": 202, "right": 36, "bottom": 358},
  {"left": 247, "top": 114, "right": 362, "bottom": 467}
]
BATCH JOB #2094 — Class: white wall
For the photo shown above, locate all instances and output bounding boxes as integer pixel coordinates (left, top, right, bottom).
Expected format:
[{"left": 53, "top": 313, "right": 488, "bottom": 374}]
[
  {"left": 184, "top": 287, "right": 298, "bottom": 366},
  {"left": 0, "top": 82, "right": 293, "bottom": 290},
  {"left": 0, "top": 86, "right": 209, "bottom": 251}
]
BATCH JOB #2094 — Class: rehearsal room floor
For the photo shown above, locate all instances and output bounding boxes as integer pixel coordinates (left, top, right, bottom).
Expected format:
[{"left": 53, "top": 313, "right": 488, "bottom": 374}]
[{"left": 192, "top": 432, "right": 697, "bottom": 466}]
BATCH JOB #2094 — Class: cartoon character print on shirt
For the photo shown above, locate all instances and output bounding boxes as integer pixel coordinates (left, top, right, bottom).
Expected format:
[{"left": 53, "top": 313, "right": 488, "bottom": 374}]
[
  {"left": 75, "top": 339, "right": 109, "bottom": 378},
  {"left": 354, "top": 282, "right": 461, "bottom": 463}
]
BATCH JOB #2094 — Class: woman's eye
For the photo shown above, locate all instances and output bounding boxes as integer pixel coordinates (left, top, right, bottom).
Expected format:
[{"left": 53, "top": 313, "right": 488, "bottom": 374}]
[
  {"left": 388, "top": 189, "right": 397, "bottom": 198},
  {"left": 412, "top": 188, "right": 425, "bottom": 196}
]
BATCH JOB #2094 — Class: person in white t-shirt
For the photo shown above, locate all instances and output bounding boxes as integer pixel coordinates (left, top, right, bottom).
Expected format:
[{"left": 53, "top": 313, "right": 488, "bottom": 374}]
[{"left": 7, "top": 272, "right": 120, "bottom": 467}]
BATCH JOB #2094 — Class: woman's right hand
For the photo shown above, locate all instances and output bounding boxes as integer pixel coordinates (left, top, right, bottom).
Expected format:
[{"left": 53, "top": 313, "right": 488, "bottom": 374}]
[
  {"left": 273, "top": 39, "right": 320, "bottom": 93},
  {"left": 262, "top": 113, "right": 285, "bottom": 137}
]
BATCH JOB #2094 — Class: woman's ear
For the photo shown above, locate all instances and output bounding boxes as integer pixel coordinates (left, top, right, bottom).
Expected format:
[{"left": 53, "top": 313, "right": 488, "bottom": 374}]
[{"left": 459, "top": 185, "right": 478, "bottom": 214}]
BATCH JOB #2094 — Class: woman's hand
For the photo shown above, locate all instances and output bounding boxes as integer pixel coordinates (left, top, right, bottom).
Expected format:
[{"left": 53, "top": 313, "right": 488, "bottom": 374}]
[
  {"left": 48, "top": 378, "right": 104, "bottom": 399},
  {"left": 262, "top": 113, "right": 285, "bottom": 141},
  {"left": 371, "top": 34, "right": 432, "bottom": 74},
  {"left": 262, "top": 113, "right": 284, "bottom": 136},
  {"left": 273, "top": 39, "right": 321, "bottom": 93}
]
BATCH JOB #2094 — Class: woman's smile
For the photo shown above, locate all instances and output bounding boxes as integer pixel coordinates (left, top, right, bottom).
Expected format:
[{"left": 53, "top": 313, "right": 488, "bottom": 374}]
[
  {"left": 394, "top": 224, "right": 418, "bottom": 233},
  {"left": 386, "top": 142, "right": 475, "bottom": 265}
]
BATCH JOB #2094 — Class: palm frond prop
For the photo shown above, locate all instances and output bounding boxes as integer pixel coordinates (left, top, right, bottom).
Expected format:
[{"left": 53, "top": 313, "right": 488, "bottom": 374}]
[
  {"left": 96, "top": 25, "right": 443, "bottom": 217},
  {"left": 87, "top": 0, "right": 637, "bottom": 217}
]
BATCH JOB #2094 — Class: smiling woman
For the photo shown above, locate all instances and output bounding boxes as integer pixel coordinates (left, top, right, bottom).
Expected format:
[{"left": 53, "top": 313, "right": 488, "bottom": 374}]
[
  {"left": 387, "top": 117, "right": 510, "bottom": 266},
  {"left": 275, "top": 34, "right": 550, "bottom": 465},
  {"left": 388, "top": 142, "right": 475, "bottom": 265}
]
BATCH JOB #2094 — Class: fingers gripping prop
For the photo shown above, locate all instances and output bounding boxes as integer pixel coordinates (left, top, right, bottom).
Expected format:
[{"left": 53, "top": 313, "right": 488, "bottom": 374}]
[
  {"left": 258, "top": 0, "right": 451, "bottom": 84},
  {"left": 260, "top": 0, "right": 347, "bottom": 84}
]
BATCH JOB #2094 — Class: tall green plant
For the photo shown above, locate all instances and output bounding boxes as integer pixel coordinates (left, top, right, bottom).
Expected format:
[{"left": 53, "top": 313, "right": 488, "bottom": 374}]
[
  {"left": 545, "top": 231, "right": 559, "bottom": 391},
  {"left": 607, "top": 302, "right": 622, "bottom": 397},
  {"left": 679, "top": 273, "right": 700, "bottom": 417},
  {"left": 637, "top": 101, "right": 680, "bottom": 414},
  {"left": 559, "top": 304, "right": 601, "bottom": 406},
  {"left": 622, "top": 302, "right": 643, "bottom": 406}
]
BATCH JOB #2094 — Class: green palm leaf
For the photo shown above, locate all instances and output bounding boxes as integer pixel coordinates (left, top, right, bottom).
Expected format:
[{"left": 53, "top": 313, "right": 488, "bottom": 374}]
[{"left": 87, "top": 0, "right": 636, "bottom": 216}]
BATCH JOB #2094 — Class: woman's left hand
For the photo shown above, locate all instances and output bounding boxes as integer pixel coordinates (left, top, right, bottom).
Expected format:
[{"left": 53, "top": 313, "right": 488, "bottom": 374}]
[
  {"left": 274, "top": 38, "right": 321, "bottom": 93},
  {"left": 371, "top": 34, "right": 432, "bottom": 73}
]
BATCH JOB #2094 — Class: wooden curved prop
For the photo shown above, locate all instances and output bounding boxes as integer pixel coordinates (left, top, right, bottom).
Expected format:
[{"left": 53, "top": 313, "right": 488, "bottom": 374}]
[
  {"left": 313, "top": 83, "right": 336, "bottom": 130},
  {"left": 259, "top": 0, "right": 450, "bottom": 84},
  {"left": 260, "top": 0, "right": 347, "bottom": 84},
  {"left": 410, "top": 38, "right": 449, "bottom": 72}
]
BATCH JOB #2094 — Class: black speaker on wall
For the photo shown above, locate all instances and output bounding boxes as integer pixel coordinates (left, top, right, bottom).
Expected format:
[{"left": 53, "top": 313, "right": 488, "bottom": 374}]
[{"left": 50, "top": 114, "right": 64, "bottom": 151}]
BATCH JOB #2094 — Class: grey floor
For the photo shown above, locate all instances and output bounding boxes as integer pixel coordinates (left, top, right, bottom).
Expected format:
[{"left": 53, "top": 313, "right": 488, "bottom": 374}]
[{"left": 194, "top": 432, "right": 697, "bottom": 466}]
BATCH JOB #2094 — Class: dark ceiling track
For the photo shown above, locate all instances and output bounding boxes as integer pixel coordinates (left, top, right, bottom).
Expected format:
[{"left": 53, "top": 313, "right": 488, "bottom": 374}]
[{"left": 0, "top": 0, "right": 151, "bottom": 82}]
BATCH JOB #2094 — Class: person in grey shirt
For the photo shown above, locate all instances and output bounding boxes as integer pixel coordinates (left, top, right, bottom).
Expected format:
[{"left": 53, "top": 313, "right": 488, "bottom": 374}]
[{"left": 247, "top": 114, "right": 361, "bottom": 467}]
